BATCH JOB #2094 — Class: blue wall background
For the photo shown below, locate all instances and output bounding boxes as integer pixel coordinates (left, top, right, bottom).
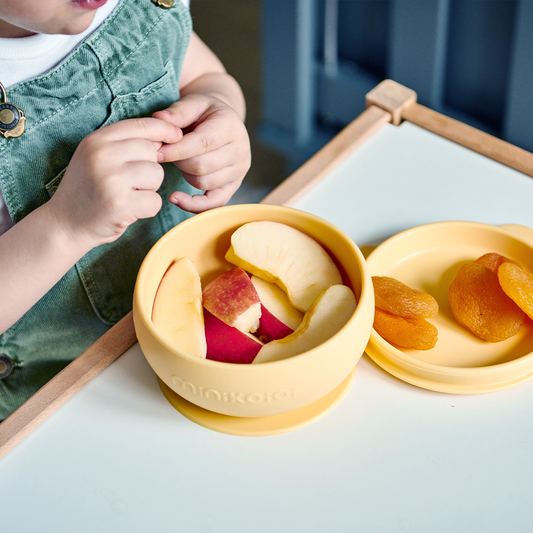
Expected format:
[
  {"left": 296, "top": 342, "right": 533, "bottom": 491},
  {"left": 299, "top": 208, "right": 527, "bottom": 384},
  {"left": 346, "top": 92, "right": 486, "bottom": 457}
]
[{"left": 259, "top": 0, "right": 533, "bottom": 172}]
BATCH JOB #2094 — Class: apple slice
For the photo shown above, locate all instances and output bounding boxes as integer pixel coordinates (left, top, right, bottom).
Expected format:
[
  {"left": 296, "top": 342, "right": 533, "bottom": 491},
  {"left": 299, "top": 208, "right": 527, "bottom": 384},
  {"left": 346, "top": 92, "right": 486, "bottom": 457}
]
[
  {"left": 202, "top": 267, "right": 261, "bottom": 333},
  {"left": 251, "top": 276, "right": 304, "bottom": 330},
  {"left": 204, "top": 310, "right": 263, "bottom": 364},
  {"left": 225, "top": 221, "right": 343, "bottom": 312},
  {"left": 251, "top": 276, "right": 304, "bottom": 342},
  {"left": 255, "top": 304, "right": 294, "bottom": 343},
  {"left": 152, "top": 257, "right": 206, "bottom": 358},
  {"left": 252, "top": 284, "right": 357, "bottom": 364}
]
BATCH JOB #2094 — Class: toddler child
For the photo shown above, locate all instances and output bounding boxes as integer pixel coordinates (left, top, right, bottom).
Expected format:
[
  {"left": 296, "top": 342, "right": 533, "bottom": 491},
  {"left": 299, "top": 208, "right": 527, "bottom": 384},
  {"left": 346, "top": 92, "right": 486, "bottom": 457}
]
[{"left": 0, "top": 0, "right": 251, "bottom": 419}]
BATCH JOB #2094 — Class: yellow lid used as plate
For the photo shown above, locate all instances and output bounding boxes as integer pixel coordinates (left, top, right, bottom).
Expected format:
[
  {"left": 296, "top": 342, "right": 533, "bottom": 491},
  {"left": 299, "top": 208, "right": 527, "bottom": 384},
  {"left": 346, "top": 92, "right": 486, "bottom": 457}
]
[{"left": 365, "top": 221, "right": 533, "bottom": 394}]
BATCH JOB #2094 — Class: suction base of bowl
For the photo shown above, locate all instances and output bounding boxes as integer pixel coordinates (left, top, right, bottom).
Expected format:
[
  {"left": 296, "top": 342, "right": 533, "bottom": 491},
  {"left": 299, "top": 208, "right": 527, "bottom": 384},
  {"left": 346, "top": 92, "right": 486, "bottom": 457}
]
[{"left": 157, "top": 366, "right": 357, "bottom": 437}]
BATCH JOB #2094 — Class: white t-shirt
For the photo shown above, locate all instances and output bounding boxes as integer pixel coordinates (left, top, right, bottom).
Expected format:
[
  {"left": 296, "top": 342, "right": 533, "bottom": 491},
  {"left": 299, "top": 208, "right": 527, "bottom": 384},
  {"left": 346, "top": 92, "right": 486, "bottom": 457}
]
[{"left": 0, "top": 0, "right": 189, "bottom": 235}]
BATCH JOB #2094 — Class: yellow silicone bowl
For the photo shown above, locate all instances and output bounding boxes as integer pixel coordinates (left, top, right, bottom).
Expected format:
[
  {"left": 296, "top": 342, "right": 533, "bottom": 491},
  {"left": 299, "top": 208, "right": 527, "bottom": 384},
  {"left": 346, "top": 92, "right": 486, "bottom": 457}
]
[
  {"left": 133, "top": 204, "right": 374, "bottom": 418},
  {"left": 365, "top": 221, "right": 533, "bottom": 394}
]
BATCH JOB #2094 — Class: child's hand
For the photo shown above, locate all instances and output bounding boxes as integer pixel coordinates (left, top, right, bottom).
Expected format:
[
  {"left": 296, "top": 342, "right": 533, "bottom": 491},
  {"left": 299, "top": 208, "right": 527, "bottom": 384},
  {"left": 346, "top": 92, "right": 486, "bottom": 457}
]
[
  {"left": 152, "top": 93, "right": 251, "bottom": 213},
  {"left": 47, "top": 117, "right": 182, "bottom": 252}
]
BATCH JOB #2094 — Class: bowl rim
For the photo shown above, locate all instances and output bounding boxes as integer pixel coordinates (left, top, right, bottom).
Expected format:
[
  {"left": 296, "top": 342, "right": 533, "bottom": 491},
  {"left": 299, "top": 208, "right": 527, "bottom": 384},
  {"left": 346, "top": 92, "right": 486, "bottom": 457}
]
[{"left": 134, "top": 203, "right": 375, "bottom": 370}]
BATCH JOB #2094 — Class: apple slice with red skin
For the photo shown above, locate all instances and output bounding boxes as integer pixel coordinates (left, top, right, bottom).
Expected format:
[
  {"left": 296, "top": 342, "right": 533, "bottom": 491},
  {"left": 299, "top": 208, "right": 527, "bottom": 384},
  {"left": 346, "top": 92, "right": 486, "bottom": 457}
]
[
  {"left": 251, "top": 276, "right": 304, "bottom": 329},
  {"left": 252, "top": 284, "right": 357, "bottom": 364},
  {"left": 204, "top": 309, "right": 263, "bottom": 364},
  {"left": 251, "top": 276, "right": 304, "bottom": 343},
  {"left": 255, "top": 304, "right": 294, "bottom": 343},
  {"left": 202, "top": 267, "right": 261, "bottom": 333}
]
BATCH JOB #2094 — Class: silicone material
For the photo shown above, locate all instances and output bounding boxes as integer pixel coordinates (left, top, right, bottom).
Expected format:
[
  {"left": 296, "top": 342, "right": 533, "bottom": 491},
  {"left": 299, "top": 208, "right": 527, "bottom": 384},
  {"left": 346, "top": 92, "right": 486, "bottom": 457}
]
[
  {"left": 157, "top": 366, "right": 357, "bottom": 437},
  {"left": 133, "top": 204, "right": 374, "bottom": 420},
  {"left": 365, "top": 221, "right": 533, "bottom": 393}
]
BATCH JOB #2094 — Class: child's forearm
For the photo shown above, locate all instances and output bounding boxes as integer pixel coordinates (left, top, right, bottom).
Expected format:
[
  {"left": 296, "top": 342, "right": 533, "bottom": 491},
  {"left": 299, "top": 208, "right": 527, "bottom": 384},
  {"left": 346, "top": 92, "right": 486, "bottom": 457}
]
[
  {"left": 0, "top": 203, "right": 88, "bottom": 334},
  {"left": 0, "top": 117, "right": 184, "bottom": 333}
]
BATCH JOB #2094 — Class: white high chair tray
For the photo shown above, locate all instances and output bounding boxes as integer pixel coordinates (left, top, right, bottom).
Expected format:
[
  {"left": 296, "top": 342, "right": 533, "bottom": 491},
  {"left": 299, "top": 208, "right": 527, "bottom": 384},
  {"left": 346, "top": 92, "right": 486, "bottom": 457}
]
[{"left": 2, "top": 82, "right": 533, "bottom": 533}]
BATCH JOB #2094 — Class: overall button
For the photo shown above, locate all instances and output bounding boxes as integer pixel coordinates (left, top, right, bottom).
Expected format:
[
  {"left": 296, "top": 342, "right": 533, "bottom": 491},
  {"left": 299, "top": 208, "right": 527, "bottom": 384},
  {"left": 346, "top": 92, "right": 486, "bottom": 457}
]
[
  {"left": 152, "top": 0, "right": 174, "bottom": 8},
  {"left": 0, "top": 354, "right": 13, "bottom": 379},
  {"left": 0, "top": 82, "right": 25, "bottom": 138}
]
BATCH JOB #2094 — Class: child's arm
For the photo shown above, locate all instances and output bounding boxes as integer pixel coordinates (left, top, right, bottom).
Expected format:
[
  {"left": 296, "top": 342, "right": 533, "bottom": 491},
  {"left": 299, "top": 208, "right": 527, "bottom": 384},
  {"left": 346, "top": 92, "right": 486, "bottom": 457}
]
[
  {"left": 153, "top": 32, "right": 251, "bottom": 213},
  {"left": 0, "top": 118, "right": 182, "bottom": 334},
  {"left": 0, "top": 33, "right": 250, "bottom": 332}
]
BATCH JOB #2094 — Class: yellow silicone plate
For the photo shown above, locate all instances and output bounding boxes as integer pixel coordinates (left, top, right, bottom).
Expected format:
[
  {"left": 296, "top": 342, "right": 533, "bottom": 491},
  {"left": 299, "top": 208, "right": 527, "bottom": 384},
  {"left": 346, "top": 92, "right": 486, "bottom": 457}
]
[
  {"left": 365, "top": 222, "right": 533, "bottom": 394},
  {"left": 157, "top": 366, "right": 357, "bottom": 437}
]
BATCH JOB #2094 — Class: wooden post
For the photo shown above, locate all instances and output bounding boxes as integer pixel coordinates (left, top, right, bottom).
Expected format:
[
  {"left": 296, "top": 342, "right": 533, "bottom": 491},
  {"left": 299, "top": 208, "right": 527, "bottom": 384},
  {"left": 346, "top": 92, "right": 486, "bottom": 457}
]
[{"left": 365, "top": 79, "right": 417, "bottom": 126}]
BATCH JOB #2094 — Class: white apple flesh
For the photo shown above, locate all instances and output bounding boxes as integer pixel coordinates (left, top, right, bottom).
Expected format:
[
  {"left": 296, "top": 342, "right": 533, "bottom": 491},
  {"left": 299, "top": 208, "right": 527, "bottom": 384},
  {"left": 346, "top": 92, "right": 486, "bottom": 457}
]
[
  {"left": 225, "top": 221, "right": 343, "bottom": 312},
  {"left": 204, "top": 309, "right": 263, "bottom": 364},
  {"left": 152, "top": 257, "right": 207, "bottom": 358},
  {"left": 252, "top": 284, "right": 357, "bottom": 364},
  {"left": 202, "top": 267, "right": 261, "bottom": 333},
  {"left": 251, "top": 275, "right": 304, "bottom": 331}
]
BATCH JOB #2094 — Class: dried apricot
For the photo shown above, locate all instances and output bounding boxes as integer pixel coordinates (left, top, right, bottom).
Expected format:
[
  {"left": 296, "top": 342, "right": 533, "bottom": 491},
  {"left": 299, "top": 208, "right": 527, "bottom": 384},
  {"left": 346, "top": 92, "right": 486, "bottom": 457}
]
[
  {"left": 373, "top": 307, "right": 438, "bottom": 350},
  {"left": 474, "top": 252, "right": 518, "bottom": 273},
  {"left": 372, "top": 276, "right": 439, "bottom": 319},
  {"left": 448, "top": 262, "right": 524, "bottom": 342},
  {"left": 498, "top": 262, "right": 533, "bottom": 320}
]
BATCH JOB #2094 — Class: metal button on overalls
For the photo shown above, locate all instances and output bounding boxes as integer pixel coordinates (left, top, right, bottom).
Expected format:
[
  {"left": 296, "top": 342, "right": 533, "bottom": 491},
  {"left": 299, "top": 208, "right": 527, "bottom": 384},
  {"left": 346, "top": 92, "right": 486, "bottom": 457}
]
[
  {"left": 152, "top": 0, "right": 175, "bottom": 8},
  {"left": 0, "top": 355, "right": 13, "bottom": 379}
]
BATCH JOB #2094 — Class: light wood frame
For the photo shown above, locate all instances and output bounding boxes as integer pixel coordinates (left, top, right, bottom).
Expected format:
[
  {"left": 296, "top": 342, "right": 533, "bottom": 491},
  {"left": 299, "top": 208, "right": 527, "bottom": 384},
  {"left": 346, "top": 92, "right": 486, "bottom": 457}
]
[
  {"left": 2, "top": 79, "right": 533, "bottom": 459},
  {"left": 261, "top": 79, "right": 533, "bottom": 207}
]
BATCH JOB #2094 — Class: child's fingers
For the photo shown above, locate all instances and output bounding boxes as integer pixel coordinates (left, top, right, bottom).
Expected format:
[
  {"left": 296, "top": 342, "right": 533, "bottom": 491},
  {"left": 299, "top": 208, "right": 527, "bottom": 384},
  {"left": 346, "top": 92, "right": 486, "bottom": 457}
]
[
  {"left": 100, "top": 137, "right": 163, "bottom": 164},
  {"left": 125, "top": 161, "right": 165, "bottom": 191},
  {"left": 130, "top": 190, "right": 164, "bottom": 220},
  {"left": 169, "top": 182, "right": 239, "bottom": 214},
  {"left": 98, "top": 117, "right": 183, "bottom": 145},
  {"left": 179, "top": 166, "right": 241, "bottom": 193},
  {"left": 153, "top": 96, "right": 245, "bottom": 161},
  {"left": 172, "top": 145, "right": 235, "bottom": 185},
  {"left": 153, "top": 95, "right": 212, "bottom": 130},
  {"left": 157, "top": 118, "right": 227, "bottom": 161}
]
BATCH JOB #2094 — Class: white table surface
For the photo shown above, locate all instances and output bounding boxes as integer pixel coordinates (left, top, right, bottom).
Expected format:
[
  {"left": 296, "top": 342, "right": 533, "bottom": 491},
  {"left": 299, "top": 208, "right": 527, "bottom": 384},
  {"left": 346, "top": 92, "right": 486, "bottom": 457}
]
[{"left": 3, "top": 122, "right": 533, "bottom": 533}]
